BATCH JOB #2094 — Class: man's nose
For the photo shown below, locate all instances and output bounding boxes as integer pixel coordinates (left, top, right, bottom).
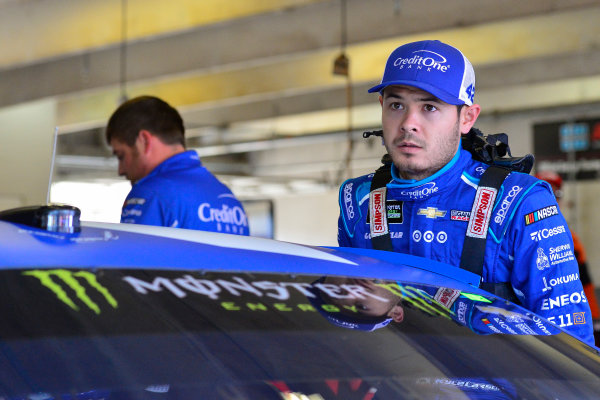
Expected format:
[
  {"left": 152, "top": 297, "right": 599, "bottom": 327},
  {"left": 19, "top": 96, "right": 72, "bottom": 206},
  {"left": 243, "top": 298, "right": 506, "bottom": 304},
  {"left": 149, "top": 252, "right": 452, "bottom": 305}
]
[{"left": 400, "top": 108, "right": 419, "bottom": 132}]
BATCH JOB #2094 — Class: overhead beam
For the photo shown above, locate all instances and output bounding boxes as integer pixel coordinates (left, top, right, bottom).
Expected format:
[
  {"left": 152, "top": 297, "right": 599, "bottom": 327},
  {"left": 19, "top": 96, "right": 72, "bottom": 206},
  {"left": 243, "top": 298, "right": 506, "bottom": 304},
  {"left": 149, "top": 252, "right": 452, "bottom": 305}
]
[
  {"left": 47, "top": 5, "right": 600, "bottom": 134},
  {"left": 1, "top": 0, "right": 598, "bottom": 110}
]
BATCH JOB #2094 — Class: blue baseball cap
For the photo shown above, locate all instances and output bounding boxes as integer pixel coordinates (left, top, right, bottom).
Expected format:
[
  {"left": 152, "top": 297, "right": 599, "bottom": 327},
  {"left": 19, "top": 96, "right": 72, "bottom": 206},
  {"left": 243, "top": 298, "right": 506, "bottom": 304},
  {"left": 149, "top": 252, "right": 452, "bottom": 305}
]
[{"left": 368, "top": 40, "right": 476, "bottom": 106}]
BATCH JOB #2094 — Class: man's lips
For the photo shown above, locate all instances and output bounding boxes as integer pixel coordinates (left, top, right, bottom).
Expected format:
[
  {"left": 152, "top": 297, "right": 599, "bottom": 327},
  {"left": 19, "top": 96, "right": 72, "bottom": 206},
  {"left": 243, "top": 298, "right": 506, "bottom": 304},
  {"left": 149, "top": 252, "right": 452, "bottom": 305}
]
[{"left": 396, "top": 141, "right": 422, "bottom": 153}]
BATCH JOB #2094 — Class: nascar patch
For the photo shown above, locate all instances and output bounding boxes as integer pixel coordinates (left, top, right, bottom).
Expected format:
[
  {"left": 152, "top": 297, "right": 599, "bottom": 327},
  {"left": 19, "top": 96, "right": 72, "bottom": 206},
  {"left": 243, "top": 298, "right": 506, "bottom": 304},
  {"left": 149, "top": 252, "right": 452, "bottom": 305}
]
[{"left": 524, "top": 205, "right": 559, "bottom": 225}]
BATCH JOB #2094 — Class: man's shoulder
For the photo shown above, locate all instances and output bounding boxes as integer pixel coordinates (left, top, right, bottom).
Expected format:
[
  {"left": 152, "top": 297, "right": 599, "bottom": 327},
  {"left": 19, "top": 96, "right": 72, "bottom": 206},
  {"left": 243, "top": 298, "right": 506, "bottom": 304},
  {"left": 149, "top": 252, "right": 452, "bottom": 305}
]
[
  {"left": 340, "top": 172, "right": 374, "bottom": 189},
  {"left": 339, "top": 172, "right": 375, "bottom": 205},
  {"left": 490, "top": 171, "right": 556, "bottom": 233},
  {"left": 502, "top": 171, "right": 552, "bottom": 197},
  {"left": 338, "top": 172, "right": 375, "bottom": 233}
]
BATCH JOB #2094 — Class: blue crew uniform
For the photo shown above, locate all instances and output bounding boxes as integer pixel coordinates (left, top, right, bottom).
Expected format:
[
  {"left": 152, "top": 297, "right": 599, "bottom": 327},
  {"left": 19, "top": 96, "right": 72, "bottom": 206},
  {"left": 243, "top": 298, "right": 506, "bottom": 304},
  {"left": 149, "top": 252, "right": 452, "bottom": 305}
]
[
  {"left": 121, "top": 150, "right": 249, "bottom": 235},
  {"left": 338, "top": 147, "right": 594, "bottom": 345}
]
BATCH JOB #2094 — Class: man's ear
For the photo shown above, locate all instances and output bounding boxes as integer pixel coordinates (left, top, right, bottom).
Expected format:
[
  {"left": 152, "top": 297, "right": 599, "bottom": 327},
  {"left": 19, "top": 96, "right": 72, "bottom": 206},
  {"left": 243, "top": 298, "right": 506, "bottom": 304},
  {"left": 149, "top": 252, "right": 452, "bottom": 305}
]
[
  {"left": 460, "top": 104, "right": 481, "bottom": 134},
  {"left": 387, "top": 304, "right": 405, "bottom": 323},
  {"left": 137, "top": 129, "right": 153, "bottom": 153}
]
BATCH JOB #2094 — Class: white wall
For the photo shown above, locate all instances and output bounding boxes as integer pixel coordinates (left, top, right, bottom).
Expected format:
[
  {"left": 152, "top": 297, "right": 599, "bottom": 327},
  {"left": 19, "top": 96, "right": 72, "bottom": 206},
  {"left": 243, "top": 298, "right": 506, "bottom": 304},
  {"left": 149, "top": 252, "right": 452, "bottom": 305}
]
[
  {"left": 273, "top": 189, "right": 339, "bottom": 246},
  {"left": 0, "top": 99, "right": 57, "bottom": 208}
]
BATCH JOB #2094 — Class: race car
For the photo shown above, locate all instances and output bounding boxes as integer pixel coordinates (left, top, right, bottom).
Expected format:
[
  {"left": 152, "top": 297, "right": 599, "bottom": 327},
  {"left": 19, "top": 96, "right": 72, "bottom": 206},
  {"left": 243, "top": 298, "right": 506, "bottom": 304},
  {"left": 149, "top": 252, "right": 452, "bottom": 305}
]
[{"left": 0, "top": 204, "right": 599, "bottom": 399}]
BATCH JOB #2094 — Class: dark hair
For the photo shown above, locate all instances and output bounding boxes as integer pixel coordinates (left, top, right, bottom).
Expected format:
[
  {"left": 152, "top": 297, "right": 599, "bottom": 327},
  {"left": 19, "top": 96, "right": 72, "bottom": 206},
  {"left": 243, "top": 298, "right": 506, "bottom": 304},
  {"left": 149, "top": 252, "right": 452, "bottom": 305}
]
[{"left": 105, "top": 95, "right": 185, "bottom": 147}]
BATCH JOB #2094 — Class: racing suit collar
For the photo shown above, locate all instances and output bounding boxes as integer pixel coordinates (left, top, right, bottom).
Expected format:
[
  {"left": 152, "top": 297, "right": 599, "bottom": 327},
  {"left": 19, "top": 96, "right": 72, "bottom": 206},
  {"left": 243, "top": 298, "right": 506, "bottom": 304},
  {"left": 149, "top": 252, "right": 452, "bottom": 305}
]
[
  {"left": 134, "top": 150, "right": 202, "bottom": 186},
  {"left": 389, "top": 143, "right": 462, "bottom": 187},
  {"left": 386, "top": 145, "right": 467, "bottom": 201}
]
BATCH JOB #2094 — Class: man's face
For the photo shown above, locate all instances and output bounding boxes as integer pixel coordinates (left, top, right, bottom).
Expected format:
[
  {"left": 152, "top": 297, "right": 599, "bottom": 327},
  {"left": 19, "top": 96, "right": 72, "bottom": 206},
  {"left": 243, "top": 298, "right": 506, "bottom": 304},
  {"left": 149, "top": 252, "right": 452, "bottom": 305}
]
[
  {"left": 110, "top": 137, "right": 146, "bottom": 184},
  {"left": 380, "top": 85, "right": 464, "bottom": 181},
  {"left": 323, "top": 277, "right": 402, "bottom": 320}
]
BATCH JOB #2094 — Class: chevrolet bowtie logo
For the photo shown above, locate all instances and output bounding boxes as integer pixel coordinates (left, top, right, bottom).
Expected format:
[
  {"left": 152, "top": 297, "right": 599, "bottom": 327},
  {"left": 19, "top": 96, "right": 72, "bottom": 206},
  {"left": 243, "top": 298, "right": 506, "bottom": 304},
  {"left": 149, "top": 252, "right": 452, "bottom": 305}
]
[{"left": 418, "top": 207, "right": 447, "bottom": 219}]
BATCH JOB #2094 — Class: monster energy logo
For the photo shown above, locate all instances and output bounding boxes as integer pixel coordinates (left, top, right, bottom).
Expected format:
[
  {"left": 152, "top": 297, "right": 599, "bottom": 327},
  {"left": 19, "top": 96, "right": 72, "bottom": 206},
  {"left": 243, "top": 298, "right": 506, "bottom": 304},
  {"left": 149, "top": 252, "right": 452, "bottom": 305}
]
[{"left": 24, "top": 269, "right": 118, "bottom": 314}]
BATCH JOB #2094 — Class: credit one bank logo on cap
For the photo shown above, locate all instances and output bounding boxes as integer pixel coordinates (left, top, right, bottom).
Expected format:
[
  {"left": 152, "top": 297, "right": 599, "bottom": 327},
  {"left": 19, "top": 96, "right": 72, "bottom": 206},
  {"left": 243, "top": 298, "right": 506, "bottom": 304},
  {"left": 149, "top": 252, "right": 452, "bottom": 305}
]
[
  {"left": 393, "top": 50, "right": 451, "bottom": 73},
  {"left": 369, "top": 40, "right": 476, "bottom": 106}
]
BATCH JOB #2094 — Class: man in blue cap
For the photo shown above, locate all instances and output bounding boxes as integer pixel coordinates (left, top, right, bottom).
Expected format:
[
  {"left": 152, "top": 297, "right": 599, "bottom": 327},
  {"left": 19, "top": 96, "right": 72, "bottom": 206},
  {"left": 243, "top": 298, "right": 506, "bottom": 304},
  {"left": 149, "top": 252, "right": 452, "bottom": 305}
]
[{"left": 337, "top": 40, "right": 594, "bottom": 345}]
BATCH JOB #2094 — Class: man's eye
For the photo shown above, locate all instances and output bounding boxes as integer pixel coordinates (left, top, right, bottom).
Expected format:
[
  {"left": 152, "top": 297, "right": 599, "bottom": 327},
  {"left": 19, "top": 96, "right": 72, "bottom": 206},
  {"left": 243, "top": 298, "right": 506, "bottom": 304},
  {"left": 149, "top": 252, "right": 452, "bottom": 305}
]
[
  {"left": 390, "top": 103, "right": 403, "bottom": 110},
  {"left": 424, "top": 104, "right": 438, "bottom": 112}
]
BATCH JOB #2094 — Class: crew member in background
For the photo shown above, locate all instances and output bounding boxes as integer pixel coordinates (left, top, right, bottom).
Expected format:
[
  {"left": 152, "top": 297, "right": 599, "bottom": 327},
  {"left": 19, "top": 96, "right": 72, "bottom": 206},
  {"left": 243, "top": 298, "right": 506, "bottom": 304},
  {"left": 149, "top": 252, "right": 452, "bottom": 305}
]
[
  {"left": 106, "top": 95, "right": 249, "bottom": 235},
  {"left": 536, "top": 170, "right": 600, "bottom": 344},
  {"left": 337, "top": 39, "right": 594, "bottom": 345}
]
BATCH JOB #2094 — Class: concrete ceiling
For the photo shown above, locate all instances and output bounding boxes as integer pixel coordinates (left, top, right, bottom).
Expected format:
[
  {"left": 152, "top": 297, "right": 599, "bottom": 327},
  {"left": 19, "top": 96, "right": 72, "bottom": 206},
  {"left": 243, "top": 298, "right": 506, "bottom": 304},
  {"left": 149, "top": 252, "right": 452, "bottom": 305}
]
[{"left": 4, "top": 0, "right": 600, "bottom": 196}]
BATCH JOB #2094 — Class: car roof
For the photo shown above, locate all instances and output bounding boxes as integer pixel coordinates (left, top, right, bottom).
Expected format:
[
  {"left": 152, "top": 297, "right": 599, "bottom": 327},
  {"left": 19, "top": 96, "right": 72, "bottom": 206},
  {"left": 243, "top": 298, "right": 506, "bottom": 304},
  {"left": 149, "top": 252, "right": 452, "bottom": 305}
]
[{"left": 0, "top": 218, "right": 483, "bottom": 294}]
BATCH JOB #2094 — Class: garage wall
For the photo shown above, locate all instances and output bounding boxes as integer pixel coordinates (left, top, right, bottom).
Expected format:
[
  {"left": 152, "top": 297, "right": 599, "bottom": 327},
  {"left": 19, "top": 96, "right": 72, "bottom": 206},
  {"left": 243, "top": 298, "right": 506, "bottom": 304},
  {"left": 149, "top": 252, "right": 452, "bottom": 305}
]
[
  {"left": 273, "top": 189, "right": 339, "bottom": 246},
  {"left": 0, "top": 99, "right": 56, "bottom": 209}
]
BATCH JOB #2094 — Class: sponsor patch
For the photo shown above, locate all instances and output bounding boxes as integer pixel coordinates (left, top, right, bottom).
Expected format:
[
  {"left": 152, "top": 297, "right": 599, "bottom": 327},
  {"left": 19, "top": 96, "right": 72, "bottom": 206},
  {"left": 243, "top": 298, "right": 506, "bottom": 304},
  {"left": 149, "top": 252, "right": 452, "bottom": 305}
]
[
  {"left": 457, "top": 301, "right": 468, "bottom": 324},
  {"left": 125, "top": 197, "right": 146, "bottom": 206},
  {"left": 466, "top": 187, "right": 497, "bottom": 238},
  {"left": 418, "top": 207, "right": 446, "bottom": 219},
  {"left": 536, "top": 248, "right": 550, "bottom": 271},
  {"left": 24, "top": 269, "right": 118, "bottom": 314},
  {"left": 574, "top": 312, "right": 586, "bottom": 325},
  {"left": 549, "top": 312, "right": 586, "bottom": 328},
  {"left": 541, "top": 290, "right": 587, "bottom": 311},
  {"left": 364, "top": 231, "right": 403, "bottom": 240},
  {"left": 434, "top": 287, "right": 461, "bottom": 308},
  {"left": 342, "top": 183, "right": 355, "bottom": 220},
  {"left": 369, "top": 188, "right": 388, "bottom": 236},
  {"left": 198, "top": 203, "right": 248, "bottom": 228},
  {"left": 397, "top": 182, "right": 439, "bottom": 200},
  {"left": 451, "top": 210, "right": 470, "bottom": 222},
  {"left": 529, "top": 225, "right": 566, "bottom": 242},
  {"left": 412, "top": 230, "right": 447, "bottom": 244},
  {"left": 548, "top": 243, "right": 575, "bottom": 266},
  {"left": 542, "top": 273, "right": 579, "bottom": 292},
  {"left": 367, "top": 200, "right": 403, "bottom": 224},
  {"left": 386, "top": 200, "right": 404, "bottom": 224},
  {"left": 524, "top": 205, "right": 559, "bottom": 225},
  {"left": 494, "top": 185, "right": 522, "bottom": 225}
]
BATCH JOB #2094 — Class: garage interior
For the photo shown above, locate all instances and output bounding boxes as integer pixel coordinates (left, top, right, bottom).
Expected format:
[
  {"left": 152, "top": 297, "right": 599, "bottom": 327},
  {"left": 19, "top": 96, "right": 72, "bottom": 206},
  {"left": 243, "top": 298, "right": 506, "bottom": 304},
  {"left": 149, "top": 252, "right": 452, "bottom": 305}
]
[{"left": 2, "top": 0, "right": 600, "bottom": 265}]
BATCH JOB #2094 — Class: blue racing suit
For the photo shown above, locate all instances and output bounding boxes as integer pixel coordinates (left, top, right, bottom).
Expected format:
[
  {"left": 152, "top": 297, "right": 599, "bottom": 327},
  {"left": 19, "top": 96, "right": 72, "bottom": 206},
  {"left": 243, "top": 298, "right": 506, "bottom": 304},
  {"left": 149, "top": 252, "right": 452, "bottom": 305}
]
[
  {"left": 338, "top": 147, "right": 594, "bottom": 345},
  {"left": 121, "top": 150, "right": 249, "bottom": 235}
]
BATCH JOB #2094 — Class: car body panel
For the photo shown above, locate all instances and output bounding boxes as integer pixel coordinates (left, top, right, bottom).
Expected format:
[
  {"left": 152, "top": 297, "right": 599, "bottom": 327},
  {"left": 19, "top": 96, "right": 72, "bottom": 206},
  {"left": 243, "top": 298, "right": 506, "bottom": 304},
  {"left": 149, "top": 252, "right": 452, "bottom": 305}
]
[
  {"left": 0, "top": 220, "right": 481, "bottom": 290},
  {"left": 0, "top": 211, "right": 599, "bottom": 399}
]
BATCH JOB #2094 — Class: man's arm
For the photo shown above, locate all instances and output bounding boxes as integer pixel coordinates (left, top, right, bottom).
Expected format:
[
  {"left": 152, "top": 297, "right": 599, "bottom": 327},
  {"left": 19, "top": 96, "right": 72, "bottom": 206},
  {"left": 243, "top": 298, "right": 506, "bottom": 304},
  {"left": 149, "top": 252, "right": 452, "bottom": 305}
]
[
  {"left": 121, "top": 188, "right": 169, "bottom": 227},
  {"left": 509, "top": 187, "right": 594, "bottom": 346},
  {"left": 337, "top": 178, "right": 367, "bottom": 247}
]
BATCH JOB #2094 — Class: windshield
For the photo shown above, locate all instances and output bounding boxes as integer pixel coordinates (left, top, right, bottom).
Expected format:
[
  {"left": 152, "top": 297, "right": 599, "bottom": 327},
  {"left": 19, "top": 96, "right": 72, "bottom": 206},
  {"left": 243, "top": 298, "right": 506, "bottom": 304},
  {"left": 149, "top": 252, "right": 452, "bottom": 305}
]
[{"left": 1, "top": 268, "right": 599, "bottom": 399}]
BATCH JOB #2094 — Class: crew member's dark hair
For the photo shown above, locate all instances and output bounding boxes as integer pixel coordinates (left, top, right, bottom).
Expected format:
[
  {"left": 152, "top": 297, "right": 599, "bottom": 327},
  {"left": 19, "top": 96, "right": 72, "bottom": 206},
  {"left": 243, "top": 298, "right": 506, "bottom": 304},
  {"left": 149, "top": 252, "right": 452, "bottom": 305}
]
[{"left": 105, "top": 95, "right": 185, "bottom": 147}]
